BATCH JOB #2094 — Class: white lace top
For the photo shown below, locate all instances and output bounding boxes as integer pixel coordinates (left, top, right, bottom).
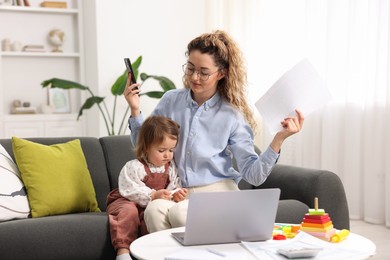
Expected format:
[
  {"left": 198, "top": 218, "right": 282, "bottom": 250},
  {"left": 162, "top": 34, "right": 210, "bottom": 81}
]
[{"left": 118, "top": 159, "right": 181, "bottom": 207}]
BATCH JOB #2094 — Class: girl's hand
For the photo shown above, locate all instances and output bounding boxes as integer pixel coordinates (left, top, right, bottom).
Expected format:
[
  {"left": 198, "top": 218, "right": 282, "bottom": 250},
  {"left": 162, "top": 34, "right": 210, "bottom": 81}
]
[
  {"left": 151, "top": 189, "right": 171, "bottom": 200},
  {"left": 123, "top": 72, "right": 141, "bottom": 117},
  {"left": 172, "top": 188, "right": 188, "bottom": 202}
]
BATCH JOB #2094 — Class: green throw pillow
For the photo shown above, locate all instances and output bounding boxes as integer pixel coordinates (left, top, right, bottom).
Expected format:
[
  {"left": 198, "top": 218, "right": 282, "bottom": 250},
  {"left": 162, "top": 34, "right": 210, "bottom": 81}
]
[{"left": 12, "top": 137, "right": 100, "bottom": 218}]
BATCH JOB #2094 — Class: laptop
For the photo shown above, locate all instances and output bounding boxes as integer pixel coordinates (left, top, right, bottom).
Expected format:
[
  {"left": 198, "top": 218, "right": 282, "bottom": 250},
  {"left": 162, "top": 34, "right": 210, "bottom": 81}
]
[{"left": 171, "top": 188, "right": 280, "bottom": 246}]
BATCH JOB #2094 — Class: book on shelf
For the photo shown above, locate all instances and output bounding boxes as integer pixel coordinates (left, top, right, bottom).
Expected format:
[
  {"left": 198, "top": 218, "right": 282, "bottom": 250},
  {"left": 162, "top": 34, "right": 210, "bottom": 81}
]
[
  {"left": 24, "top": 44, "right": 45, "bottom": 49},
  {"left": 23, "top": 48, "right": 46, "bottom": 52},
  {"left": 22, "top": 44, "right": 46, "bottom": 52},
  {"left": 40, "top": 1, "right": 67, "bottom": 8},
  {"left": 11, "top": 107, "right": 37, "bottom": 114}
]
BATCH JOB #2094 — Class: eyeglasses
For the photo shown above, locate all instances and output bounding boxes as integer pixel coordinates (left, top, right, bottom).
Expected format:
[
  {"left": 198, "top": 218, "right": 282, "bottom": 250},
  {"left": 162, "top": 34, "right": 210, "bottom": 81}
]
[{"left": 182, "top": 64, "right": 219, "bottom": 81}]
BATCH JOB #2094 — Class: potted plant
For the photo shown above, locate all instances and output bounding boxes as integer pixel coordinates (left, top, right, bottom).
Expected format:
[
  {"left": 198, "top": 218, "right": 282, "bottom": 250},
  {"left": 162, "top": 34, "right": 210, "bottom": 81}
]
[{"left": 41, "top": 56, "right": 176, "bottom": 136}]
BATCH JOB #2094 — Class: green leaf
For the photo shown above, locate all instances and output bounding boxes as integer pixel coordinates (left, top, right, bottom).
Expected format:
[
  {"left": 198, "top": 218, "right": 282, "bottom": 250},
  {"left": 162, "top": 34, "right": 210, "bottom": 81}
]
[
  {"left": 158, "top": 76, "right": 176, "bottom": 91},
  {"left": 140, "top": 73, "right": 176, "bottom": 91},
  {"left": 139, "top": 91, "right": 165, "bottom": 99},
  {"left": 77, "top": 96, "right": 105, "bottom": 120},
  {"left": 41, "top": 78, "right": 88, "bottom": 90},
  {"left": 111, "top": 70, "right": 127, "bottom": 96},
  {"left": 132, "top": 56, "right": 142, "bottom": 81},
  {"left": 140, "top": 72, "right": 148, "bottom": 81}
]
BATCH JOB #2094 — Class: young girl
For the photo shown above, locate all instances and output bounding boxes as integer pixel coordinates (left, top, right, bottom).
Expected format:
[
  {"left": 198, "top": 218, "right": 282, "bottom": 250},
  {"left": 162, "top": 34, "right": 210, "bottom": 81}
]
[
  {"left": 106, "top": 115, "right": 188, "bottom": 260},
  {"left": 124, "top": 30, "right": 304, "bottom": 232}
]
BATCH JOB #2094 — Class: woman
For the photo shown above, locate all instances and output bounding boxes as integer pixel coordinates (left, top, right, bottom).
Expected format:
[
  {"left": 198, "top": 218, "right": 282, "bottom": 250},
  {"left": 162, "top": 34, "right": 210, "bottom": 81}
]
[{"left": 124, "top": 30, "right": 304, "bottom": 232}]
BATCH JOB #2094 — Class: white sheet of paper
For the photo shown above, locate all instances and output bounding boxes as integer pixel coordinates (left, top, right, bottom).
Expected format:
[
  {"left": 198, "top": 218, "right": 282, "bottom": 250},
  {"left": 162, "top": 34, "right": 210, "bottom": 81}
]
[
  {"left": 255, "top": 59, "right": 332, "bottom": 134},
  {"left": 241, "top": 232, "right": 374, "bottom": 260},
  {"left": 164, "top": 247, "right": 246, "bottom": 260}
]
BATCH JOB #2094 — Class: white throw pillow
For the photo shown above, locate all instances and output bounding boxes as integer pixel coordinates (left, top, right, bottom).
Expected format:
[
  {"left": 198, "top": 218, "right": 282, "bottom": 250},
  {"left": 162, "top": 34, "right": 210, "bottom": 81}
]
[{"left": 0, "top": 144, "right": 30, "bottom": 221}]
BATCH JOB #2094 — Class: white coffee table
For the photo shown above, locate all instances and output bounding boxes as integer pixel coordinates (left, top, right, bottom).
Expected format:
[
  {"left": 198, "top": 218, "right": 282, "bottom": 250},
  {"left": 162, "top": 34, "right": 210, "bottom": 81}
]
[{"left": 130, "top": 226, "right": 376, "bottom": 260}]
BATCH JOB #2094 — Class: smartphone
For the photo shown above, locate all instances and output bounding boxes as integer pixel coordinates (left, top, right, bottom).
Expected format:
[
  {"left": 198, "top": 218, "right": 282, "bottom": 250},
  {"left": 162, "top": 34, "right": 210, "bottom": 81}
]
[{"left": 124, "top": 58, "right": 137, "bottom": 84}]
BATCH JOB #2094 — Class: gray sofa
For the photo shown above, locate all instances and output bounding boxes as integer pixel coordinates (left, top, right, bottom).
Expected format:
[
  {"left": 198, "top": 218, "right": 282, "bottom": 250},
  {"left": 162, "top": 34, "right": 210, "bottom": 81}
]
[{"left": 0, "top": 135, "right": 349, "bottom": 260}]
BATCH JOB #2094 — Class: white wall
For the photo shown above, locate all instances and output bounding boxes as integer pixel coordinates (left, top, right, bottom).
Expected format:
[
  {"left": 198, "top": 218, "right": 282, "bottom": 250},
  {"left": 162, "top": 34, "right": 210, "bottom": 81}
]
[
  {"left": 83, "top": 0, "right": 210, "bottom": 136},
  {"left": 82, "top": 0, "right": 307, "bottom": 155}
]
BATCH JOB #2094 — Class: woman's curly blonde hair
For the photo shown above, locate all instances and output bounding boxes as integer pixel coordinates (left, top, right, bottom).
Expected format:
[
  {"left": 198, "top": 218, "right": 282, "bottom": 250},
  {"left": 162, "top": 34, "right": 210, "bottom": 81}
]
[{"left": 183, "top": 30, "right": 257, "bottom": 132}]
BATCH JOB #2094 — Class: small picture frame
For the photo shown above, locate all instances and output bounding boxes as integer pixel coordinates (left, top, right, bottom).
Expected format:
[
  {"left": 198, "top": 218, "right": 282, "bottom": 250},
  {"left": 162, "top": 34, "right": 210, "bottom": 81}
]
[{"left": 48, "top": 88, "right": 70, "bottom": 113}]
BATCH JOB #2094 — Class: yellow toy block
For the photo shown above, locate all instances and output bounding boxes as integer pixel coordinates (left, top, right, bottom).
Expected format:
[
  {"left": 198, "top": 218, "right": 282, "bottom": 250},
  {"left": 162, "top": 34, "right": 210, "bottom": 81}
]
[{"left": 331, "top": 229, "right": 350, "bottom": 243}]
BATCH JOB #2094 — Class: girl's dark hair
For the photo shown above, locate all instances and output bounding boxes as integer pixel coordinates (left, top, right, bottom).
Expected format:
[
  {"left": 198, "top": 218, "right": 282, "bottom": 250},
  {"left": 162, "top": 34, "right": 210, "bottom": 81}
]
[{"left": 135, "top": 115, "right": 180, "bottom": 160}]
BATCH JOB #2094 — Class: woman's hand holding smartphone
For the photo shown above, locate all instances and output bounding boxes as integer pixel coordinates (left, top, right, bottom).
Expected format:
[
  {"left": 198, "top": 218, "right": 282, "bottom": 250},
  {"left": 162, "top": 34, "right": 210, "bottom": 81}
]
[
  {"left": 124, "top": 58, "right": 139, "bottom": 92},
  {"left": 124, "top": 58, "right": 137, "bottom": 84},
  {"left": 123, "top": 58, "right": 141, "bottom": 116}
]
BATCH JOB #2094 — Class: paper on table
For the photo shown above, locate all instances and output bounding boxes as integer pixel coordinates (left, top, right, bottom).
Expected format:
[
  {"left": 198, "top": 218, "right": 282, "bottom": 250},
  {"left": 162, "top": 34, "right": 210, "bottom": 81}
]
[
  {"left": 241, "top": 232, "right": 373, "bottom": 260},
  {"left": 164, "top": 247, "right": 246, "bottom": 260},
  {"left": 255, "top": 59, "right": 332, "bottom": 134}
]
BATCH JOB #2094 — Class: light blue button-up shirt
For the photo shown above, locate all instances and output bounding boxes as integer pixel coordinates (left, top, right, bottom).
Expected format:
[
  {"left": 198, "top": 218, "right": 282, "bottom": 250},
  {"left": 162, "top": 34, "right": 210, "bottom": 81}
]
[{"left": 129, "top": 88, "right": 279, "bottom": 187}]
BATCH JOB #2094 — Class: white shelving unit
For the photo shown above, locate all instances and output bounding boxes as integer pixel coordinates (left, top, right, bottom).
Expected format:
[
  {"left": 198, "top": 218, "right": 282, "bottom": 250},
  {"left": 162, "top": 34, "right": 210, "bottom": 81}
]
[{"left": 0, "top": 0, "right": 86, "bottom": 138}]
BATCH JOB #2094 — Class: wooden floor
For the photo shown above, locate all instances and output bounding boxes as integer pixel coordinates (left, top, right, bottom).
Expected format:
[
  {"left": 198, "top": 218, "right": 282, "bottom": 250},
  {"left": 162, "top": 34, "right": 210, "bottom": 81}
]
[{"left": 350, "top": 220, "right": 390, "bottom": 259}]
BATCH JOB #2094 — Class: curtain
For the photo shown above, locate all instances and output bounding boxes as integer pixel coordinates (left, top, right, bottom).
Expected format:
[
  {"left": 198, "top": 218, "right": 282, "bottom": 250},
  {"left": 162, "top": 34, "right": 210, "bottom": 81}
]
[
  {"left": 209, "top": 0, "right": 390, "bottom": 227},
  {"left": 259, "top": 0, "right": 390, "bottom": 227}
]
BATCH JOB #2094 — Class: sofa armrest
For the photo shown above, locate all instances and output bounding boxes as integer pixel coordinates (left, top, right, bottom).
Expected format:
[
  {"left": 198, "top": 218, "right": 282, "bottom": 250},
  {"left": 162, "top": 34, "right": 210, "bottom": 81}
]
[{"left": 257, "top": 164, "right": 350, "bottom": 230}]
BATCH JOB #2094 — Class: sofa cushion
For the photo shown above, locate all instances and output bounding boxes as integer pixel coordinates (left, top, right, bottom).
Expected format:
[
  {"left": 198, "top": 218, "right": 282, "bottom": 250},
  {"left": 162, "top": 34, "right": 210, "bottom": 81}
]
[
  {"left": 12, "top": 137, "right": 100, "bottom": 218},
  {"left": 99, "top": 135, "right": 135, "bottom": 190},
  {"left": 0, "top": 144, "right": 30, "bottom": 221},
  {"left": 0, "top": 212, "right": 115, "bottom": 260}
]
